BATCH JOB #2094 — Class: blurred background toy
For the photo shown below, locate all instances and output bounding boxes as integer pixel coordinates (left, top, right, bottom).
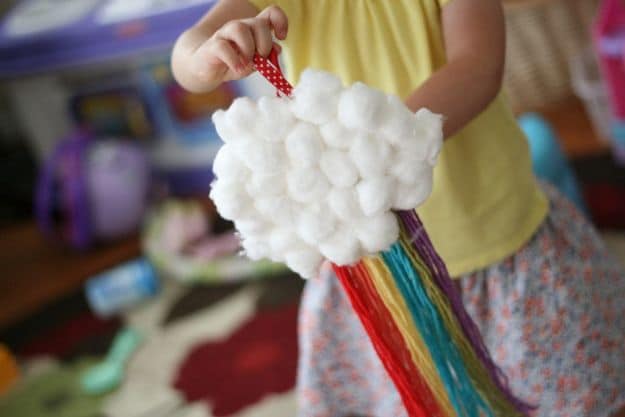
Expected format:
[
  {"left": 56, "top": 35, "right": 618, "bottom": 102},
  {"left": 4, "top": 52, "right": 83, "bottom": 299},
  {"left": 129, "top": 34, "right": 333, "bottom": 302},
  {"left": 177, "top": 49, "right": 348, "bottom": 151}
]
[
  {"left": 85, "top": 258, "right": 159, "bottom": 318},
  {"left": 519, "top": 113, "right": 587, "bottom": 213},
  {"left": 36, "top": 130, "right": 149, "bottom": 249},
  {"left": 143, "top": 199, "right": 288, "bottom": 284},
  {"left": 0, "top": 344, "right": 20, "bottom": 395},
  {"left": 81, "top": 327, "right": 142, "bottom": 395},
  {"left": 142, "top": 62, "right": 239, "bottom": 197},
  {"left": 0, "top": 0, "right": 215, "bottom": 159},
  {"left": 70, "top": 84, "right": 154, "bottom": 141},
  {"left": 86, "top": 140, "right": 150, "bottom": 241},
  {"left": 594, "top": 0, "right": 625, "bottom": 163}
]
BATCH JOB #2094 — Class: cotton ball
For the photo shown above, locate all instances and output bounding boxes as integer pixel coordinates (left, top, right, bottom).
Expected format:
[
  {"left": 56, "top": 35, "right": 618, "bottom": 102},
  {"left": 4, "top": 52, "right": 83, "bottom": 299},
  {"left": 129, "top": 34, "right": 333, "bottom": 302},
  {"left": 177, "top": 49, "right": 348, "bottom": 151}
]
[
  {"left": 349, "top": 134, "right": 392, "bottom": 178},
  {"left": 427, "top": 138, "right": 443, "bottom": 166},
  {"left": 235, "top": 138, "right": 286, "bottom": 176},
  {"left": 224, "top": 97, "right": 257, "bottom": 137},
  {"left": 415, "top": 108, "right": 444, "bottom": 166},
  {"left": 319, "top": 227, "right": 362, "bottom": 266},
  {"left": 416, "top": 108, "right": 444, "bottom": 139},
  {"left": 212, "top": 110, "right": 238, "bottom": 143},
  {"left": 254, "top": 196, "right": 300, "bottom": 226},
  {"left": 291, "top": 88, "right": 339, "bottom": 125},
  {"left": 241, "top": 236, "right": 270, "bottom": 261},
  {"left": 285, "top": 123, "right": 324, "bottom": 167},
  {"left": 212, "top": 144, "right": 249, "bottom": 182},
  {"left": 254, "top": 196, "right": 283, "bottom": 219},
  {"left": 327, "top": 187, "right": 363, "bottom": 221},
  {"left": 296, "top": 206, "right": 336, "bottom": 246},
  {"left": 389, "top": 156, "right": 431, "bottom": 185},
  {"left": 392, "top": 177, "right": 433, "bottom": 210},
  {"left": 251, "top": 141, "right": 287, "bottom": 175},
  {"left": 209, "top": 180, "right": 252, "bottom": 221},
  {"left": 395, "top": 137, "right": 430, "bottom": 163},
  {"left": 291, "top": 69, "right": 341, "bottom": 125},
  {"left": 285, "top": 246, "right": 324, "bottom": 279},
  {"left": 257, "top": 96, "right": 295, "bottom": 142},
  {"left": 319, "top": 150, "right": 359, "bottom": 188},
  {"left": 246, "top": 172, "right": 285, "bottom": 197},
  {"left": 297, "top": 69, "right": 343, "bottom": 94},
  {"left": 269, "top": 228, "right": 299, "bottom": 255},
  {"left": 274, "top": 200, "right": 303, "bottom": 228},
  {"left": 287, "top": 167, "right": 331, "bottom": 204},
  {"left": 379, "top": 95, "right": 417, "bottom": 146},
  {"left": 320, "top": 120, "right": 356, "bottom": 150},
  {"left": 264, "top": 197, "right": 302, "bottom": 228},
  {"left": 355, "top": 212, "right": 399, "bottom": 253},
  {"left": 231, "top": 137, "right": 255, "bottom": 166},
  {"left": 338, "top": 82, "right": 388, "bottom": 132},
  {"left": 356, "top": 177, "right": 394, "bottom": 216},
  {"left": 235, "top": 218, "right": 270, "bottom": 236}
]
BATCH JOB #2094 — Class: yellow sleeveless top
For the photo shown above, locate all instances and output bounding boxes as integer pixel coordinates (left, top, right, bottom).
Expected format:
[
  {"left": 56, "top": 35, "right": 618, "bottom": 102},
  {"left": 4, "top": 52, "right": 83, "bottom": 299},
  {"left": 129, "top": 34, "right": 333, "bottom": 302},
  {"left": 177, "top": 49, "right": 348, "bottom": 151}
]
[{"left": 249, "top": 0, "right": 548, "bottom": 277}]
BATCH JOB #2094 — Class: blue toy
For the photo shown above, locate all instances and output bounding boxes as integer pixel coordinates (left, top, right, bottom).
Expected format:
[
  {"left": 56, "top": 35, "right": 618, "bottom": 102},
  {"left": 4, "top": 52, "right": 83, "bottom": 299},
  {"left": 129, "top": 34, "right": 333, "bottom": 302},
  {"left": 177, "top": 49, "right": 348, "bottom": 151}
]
[{"left": 519, "top": 113, "right": 587, "bottom": 213}]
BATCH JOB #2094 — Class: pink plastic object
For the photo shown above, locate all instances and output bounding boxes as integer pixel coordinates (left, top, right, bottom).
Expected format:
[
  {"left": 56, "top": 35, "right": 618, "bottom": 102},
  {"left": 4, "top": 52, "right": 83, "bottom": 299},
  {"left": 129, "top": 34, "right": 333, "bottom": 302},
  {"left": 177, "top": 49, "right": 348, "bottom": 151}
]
[{"left": 594, "top": 0, "right": 625, "bottom": 119}]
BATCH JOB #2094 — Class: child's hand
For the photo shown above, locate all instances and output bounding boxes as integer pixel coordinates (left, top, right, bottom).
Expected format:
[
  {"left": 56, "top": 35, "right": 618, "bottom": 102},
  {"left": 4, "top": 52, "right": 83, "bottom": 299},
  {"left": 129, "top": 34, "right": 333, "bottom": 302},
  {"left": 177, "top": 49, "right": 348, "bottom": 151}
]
[
  {"left": 172, "top": 3, "right": 288, "bottom": 93},
  {"left": 194, "top": 6, "right": 288, "bottom": 81}
]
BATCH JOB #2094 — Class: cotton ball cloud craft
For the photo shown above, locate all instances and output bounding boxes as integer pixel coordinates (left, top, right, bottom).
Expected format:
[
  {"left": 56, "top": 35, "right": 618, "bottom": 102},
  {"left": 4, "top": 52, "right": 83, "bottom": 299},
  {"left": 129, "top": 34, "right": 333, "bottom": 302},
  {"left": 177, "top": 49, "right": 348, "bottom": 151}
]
[{"left": 210, "top": 69, "right": 443, "bottom": 279}]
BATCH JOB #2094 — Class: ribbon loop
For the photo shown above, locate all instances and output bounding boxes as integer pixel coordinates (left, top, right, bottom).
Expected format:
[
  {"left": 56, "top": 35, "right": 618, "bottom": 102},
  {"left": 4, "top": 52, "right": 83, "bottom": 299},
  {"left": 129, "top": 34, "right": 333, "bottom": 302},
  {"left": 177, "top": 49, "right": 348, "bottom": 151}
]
[{"left": 253, "top": 50, "right": 293, "bottom": 97}]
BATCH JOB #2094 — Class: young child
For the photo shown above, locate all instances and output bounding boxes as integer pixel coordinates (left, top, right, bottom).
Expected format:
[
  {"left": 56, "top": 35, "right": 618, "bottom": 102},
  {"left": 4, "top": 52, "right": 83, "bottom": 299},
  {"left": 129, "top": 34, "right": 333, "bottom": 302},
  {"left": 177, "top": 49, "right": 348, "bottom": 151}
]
[{"left": 172, "top": 1, "right": 625, "bottom": 416}]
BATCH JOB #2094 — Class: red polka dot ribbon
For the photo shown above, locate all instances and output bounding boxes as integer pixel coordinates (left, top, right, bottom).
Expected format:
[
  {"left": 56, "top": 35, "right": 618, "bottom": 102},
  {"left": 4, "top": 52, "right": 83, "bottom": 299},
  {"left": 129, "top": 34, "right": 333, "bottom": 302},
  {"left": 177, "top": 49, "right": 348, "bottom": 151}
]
[{"left": 253, "top": 49, "right": 293, "bottom": 97}]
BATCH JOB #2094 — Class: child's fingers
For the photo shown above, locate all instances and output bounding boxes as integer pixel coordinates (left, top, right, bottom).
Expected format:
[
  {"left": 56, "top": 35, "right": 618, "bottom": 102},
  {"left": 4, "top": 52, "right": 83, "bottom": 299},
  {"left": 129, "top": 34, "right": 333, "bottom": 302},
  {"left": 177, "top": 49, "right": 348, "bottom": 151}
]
[
  {"left": 257, "top": 5, "right": 288, "bottom": 40},
  {"left": 193, "top": 39, "right": 241, "bottom": 77},
  {"left": 186, "top": 5, "right": 288, "bottom": 84},
  {"left": 250, "top": 19, "right": 274, "bottom": 57},
  {"left": 238, "top": 63, "right": 256, "bottom": 78},
  {"left": 217, "top": 21, "right": 255, "bottom": 63},
  {"left": 212, "top": 40, "right": 247, "bottom": 74}
]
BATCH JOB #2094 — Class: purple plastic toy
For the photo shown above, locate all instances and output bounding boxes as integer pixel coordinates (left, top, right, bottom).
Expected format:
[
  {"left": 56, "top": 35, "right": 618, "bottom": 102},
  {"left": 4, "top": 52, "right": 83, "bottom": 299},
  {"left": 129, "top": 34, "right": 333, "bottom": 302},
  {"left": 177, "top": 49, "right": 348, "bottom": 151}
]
[
  {"left": 36, "top": 129, "right": 92, "bottom": 249},
  {"left": 87, "top": 140, "right": 150, "bottom": 240},
  {"left": 36, "top": 130, "right": 149, "bottom": 249}
]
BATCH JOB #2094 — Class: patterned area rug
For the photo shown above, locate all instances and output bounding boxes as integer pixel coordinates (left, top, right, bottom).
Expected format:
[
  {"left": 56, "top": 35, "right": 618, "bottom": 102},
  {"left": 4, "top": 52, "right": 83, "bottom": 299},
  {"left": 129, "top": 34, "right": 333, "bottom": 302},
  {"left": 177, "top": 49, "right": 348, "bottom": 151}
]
[
  {"left": 107, "top": 273, "right": 303, "bottom": 417},
  {"left": 2, "top": 273, "right": 303, "bottom": 417}
]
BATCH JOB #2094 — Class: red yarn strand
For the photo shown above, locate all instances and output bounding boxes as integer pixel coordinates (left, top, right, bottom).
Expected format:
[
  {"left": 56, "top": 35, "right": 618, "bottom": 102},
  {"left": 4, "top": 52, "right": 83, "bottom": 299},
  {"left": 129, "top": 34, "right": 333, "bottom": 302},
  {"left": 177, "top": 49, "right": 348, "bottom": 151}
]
[{"left": 333, "top": 263, "right": 443, "bottom": 417}]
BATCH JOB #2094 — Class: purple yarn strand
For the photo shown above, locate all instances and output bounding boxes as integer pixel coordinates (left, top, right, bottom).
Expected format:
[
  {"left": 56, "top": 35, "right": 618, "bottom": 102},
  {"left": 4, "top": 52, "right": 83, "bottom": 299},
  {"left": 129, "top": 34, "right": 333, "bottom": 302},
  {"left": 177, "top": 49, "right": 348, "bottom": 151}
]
[{"left": 398, "top": 210, "right": 534, "bottom": 413}]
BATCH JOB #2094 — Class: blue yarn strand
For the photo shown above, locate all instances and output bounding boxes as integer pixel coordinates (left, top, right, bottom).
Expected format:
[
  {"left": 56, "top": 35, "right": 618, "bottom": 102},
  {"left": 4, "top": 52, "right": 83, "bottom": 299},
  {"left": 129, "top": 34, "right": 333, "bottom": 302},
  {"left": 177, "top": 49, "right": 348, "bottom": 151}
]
[{"left": 382, "top": 243, "right": 492, "bottom": 417}]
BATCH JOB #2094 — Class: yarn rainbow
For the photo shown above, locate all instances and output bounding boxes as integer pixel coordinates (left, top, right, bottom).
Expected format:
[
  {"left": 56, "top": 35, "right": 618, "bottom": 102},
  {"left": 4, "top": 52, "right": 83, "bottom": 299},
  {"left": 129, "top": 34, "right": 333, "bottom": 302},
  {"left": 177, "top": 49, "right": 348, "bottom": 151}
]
[
  {"left": 334, "top": 211, "right": 532, "bottom": 417},
  {"left": 253, "top": 52, "right": 532, "bottom": 417}
]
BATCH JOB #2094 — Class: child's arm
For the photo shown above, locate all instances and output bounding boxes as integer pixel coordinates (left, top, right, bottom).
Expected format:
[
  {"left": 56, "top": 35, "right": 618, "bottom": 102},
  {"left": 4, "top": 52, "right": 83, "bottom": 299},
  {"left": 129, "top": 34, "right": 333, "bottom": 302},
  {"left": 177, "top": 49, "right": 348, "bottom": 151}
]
[
  {"left": 171, "top": 0, "right": 288, "bottom": 93},
  {"left": 404, "top": 0, "right": 505, "bottom": 138}
]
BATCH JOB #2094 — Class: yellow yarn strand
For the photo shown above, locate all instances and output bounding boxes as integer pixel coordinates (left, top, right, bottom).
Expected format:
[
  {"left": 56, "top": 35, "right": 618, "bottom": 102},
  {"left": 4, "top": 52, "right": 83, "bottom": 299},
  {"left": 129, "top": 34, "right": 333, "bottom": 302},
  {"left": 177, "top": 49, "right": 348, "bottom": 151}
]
[{"left": 363, "top": 257, "right": 457, "bottom": 417}]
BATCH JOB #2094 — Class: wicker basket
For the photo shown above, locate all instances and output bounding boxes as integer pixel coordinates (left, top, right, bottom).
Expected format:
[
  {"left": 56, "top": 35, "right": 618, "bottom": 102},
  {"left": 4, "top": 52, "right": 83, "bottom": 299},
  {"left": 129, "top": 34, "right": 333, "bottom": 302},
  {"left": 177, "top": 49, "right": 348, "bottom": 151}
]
[{"left": 503, "top": 0, "right": 601, "bottom": 113}]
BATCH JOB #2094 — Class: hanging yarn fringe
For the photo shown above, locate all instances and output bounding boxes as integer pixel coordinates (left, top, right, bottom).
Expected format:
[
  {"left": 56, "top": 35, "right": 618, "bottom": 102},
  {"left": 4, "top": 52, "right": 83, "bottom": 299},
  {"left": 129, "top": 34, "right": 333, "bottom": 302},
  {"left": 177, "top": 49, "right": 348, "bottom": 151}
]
[
  {"left": 214, "top": 51, "right": 534, "bottom": 417},
  {"left": 334, "top": 211, "right": 534, "bottom": 416}
]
